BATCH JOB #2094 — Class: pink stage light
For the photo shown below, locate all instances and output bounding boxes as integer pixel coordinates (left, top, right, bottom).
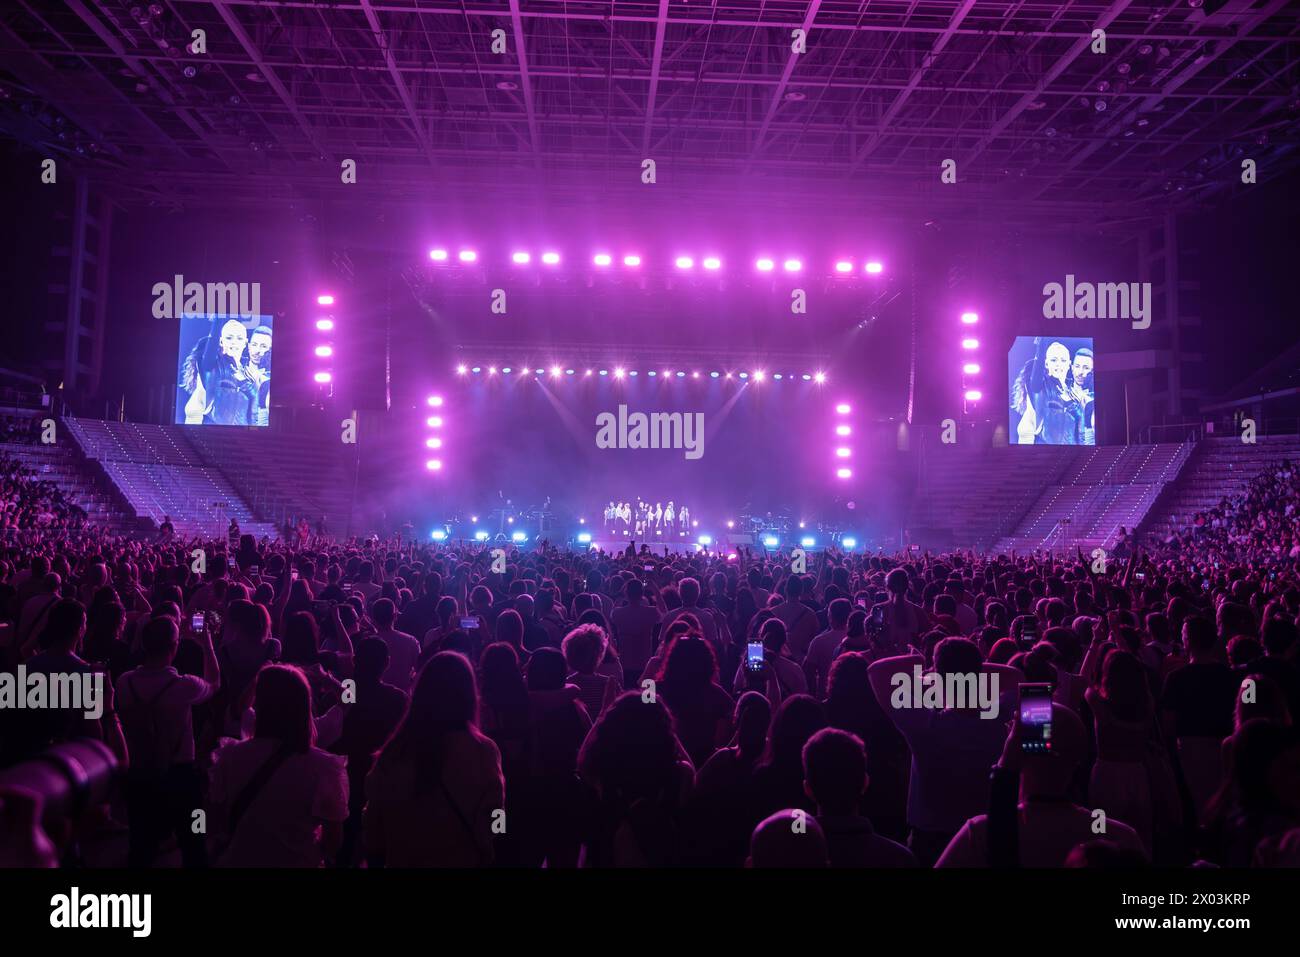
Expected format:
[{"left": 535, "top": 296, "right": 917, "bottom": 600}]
[
  {"left": 836, "top": 467, "right": 853, "bottom": 479},
  {"left": 614, "top": 368, "right": 625, "bottom": 378},
  {"left": 814, "top": 372, "right": 826, "bottom": 384},
  {"left": 457, "top": 250, "right": 477, "bottom": 262},
  {"left": 314, "top": 345, "right": 333, "bottom": 358},
  {"left": 541, "top": 251, "right": 560, "bottom": 265},
  {"left": 585, "top": 369, "right": 593, "bottom": 376},
  {"left": 783, "top": 259, "right": 802, "bottom": 272},
  {"left": 961, "top": 338, "right": 980, "bottom": 350},
  {"left": 836, "top": 425, "right": 851, "bottom": 436},
  {"left": 456, "top": 365, "right": 467, "bottom": 375},
  {"left": 426, "top": 437, "right": 442, "bottom": 449},
  {"left": 963, "top": 362, "right": 981, "bottom": 375},
  {"left": 313, "top": 372, "right": 332, "bottom": 384},
  {"left": 315, "top": 318, "right": 334, "bottom": 332},
  {"left": 864, "top": 261, "right": 883, "bottom": 274},
  {"left": 429, "top": 249, "right": 448, "bottom": 262},
  {"left": 316, "top": 294, "right": 335, "bottom": 306},
  {"left": 836, "top": 447, "right": 851, "bottom": 458},
  {"left": 550, "top": 366, "right": 562, "bottom": 377},
  {"left": 965, "top": 389, "right": 983, "bottom": 401},
  {"left": 835, "top": 261, "right": 853, "bottom": 273},
  {"left": 426, "top": 459, "right": 443, "bottom": 471},
  {"left": 426, "top": 416, "right": 443, "bottom": 428},
  {"left": 675, "top": 256, "right": 694, "bottom": 270},
  {"left": 692, "top": 371, "right": 700, "bottom": 379},
  {"left": 427, "top": 395, "right": 444, "bottom": 407},
  {"left": 512, "top": 251, "right": 531, "bottom": 264},
  {"left": 755, "top": 258, "right": 775, "bottom": 272},
  {"left": 960, "top": 311, "right": 979, "bottom": 325},
  {"left": 593, "top": 253, "right": 612, "bottom": 267},
  {"left": 835, "top": 403, "right": 851, "bottom": 414},
  {"left": 753, "top": 371, "right": 765, "bottom": 381},
  {"left": 488, "top": 366, "right": 497, "bottom": 375},
  {"left": 702, "top": 257, "right": 721, "bottom": 270},
  {"left": 623, "top": 254, "right": 641, "bottom": 267}
]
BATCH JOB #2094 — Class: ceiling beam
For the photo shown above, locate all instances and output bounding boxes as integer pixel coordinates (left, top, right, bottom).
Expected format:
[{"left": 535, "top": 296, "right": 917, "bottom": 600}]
[
  {"left": 641, "top": 0, "right": 671, "bottom": 155},
  {"left": 507, "top": 0, "right": 542, "bottom": 163},
  {"left": 359, "top": 0, "right": 437, "bottom": 169},
  {"left": 747, "top": 0, "right": 823, "bottom": 167}
]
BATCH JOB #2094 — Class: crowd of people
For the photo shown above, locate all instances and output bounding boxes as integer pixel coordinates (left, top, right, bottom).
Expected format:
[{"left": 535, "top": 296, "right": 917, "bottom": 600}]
[
  {"left": 0, "top": 453, "right": 87, "bottom": 538},
  {"left": 0, "top": 487, "right": 1298, "bottom": 868},
  {"left": 1160, "top": 458, "right": 1300, "bottom": 561}
]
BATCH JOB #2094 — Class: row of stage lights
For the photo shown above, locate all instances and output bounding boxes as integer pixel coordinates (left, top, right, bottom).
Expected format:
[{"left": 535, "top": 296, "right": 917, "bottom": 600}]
[
  {"left": 959, "top": 311, "right": 983, "bottom": 406},
  {"left": 425, "top": 394, "right": 444, "bottom": 472},
  {"left": 434, "top": 528, "right": 860, "bottom": 551},
  {"left": 455, "top": 365, "right": 828, "bottom": 383},
  {"left": 430, "top": 247, "right": 885, "bottom": 276},
  {"left": 313, "top": 294, "right": 336, "bottom": 391}
]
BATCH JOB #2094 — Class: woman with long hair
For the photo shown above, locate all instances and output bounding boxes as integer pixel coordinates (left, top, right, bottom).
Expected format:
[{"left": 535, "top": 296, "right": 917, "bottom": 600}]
[
  {"left": 363, "top": 651, "right": 504, "bottom": 867},
  {"left": 658, "top": 635, "right": 734, "bottom": 769},
  {"left": 209, "top": 665, "right": 348, "bottom": 866}
]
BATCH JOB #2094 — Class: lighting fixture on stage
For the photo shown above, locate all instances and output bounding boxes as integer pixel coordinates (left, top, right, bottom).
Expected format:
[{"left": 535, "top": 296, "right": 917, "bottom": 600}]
[
  {"left": 753, "top": 371, "right": 765, "bottom": 381},
  {"left": 703, "top": 257, "right": 721, "bottom": 270},
  {"left": 783, "top": 259, "right": 802, "bottom": 272},
  {"left": 802, "top": 374, "right": 811, "bottom": 381},
  {"left": 623, "top": 254, "right": 641, "bottom": 267},
  {"left": 458, "top": 250, "right": 477, "bottom": 262},
  {"left": 799, "top": 521, "right": 806, "bottom": 529},
  {"left": 842, "top": 537, "right": 858, "bottom": 549},
  {"left": 426, "top": 459, "right": 442, "bottom": 470},
  {"left": 541, "top": 252, "right": 560, "bottom": 265},
  {"left": 431, "top": 530, "right": 447, "bottom": 541},
  {"left": 710, "top": 371, "right": 719, "bottom": 378},
  {"left": 835, "top": 261, "right": 853, "bottom": 273},
  {"left": 507, "top": 516, "right": 514, "bottom": 524},
  {"left": 425, "top": 438, "right": 442, "bottom": 449},
  {"left": 599, "top": 369, "right": 608, "bottom": 376},
  {"left": 676, "top": 371, "right": 686, "bottom": 378},
  {"left": 577, "top": 532, "right": 592, "bottom": 544},
  {"left": 763, "top": 536, "right": 780, "bottom": 548},
  {"left": 512, "top": 531, "right": 527, "bottom": 542},
  {"left": 836, "top": 425, "right": 851, "bottom": 436},
  {"left": 865, "top": 261, "right": 884, "bottom": 274},
  {"left": 965, "top": 389, "right": 983, "bottom": 401},
  {"left": 427, "top": 395, "right": 444, "bottom": 407},
  {"left": 585, "top": 369, "right": 593, "bottom": 376},
  {"left": 551, "top": 366, "right": 562, "bottom": 377},
  {"left": 534, "top": 368, "right": 544, "bottom": 375},
  {"left": 512, "top": 251, "right": 531, "bottom": 264},
  {"left": 961, "top": 338, "right": 979, "bottom": 350},
  {"left": 429, "top": 249, "right": 448, "bottom": 262},
  {"left": 315, "top": 318, "right": 334, "bottom": 331},
  {"left": 593, "top": 253, "right": 612, "bottom": 267},
  {"left": 692, "top": 371, "right": 700, "bottom": 379},
  {"left": 316, "top": 294, "right": 335, "bottom": 306},
  {"left": 456, "top": 365, "right": 467, "bottom": 375},
  {"left": 756, "top": 258, "right": 775, "bottom": 272},
  {"left": 487, "top": 366, "right": 496, "bottom": 374},
  {"left": 836, "top": 403, "right": 851, "bottom": 414},
  {"left": 471, "top": 367, "right": 481, "bottom": 374},
  {"left": 801, "top": 536, "right": 815, "bottom": 548},
  {"left": 963, "top": 363, "right": 981, "bottom": 374},
  {"left": 474, "top": 531, "right": 489, "bottom": 542},
  {"left": 313, "top": 372, "right": 331, "bottom": 383},
  {"left": 726, "top": 520, "right": 734, "bottom": 528},
  {"left": 961, "top": 311, "right": 979, "bottom": 325},
  {"left": 471, "top": 515, "right": 479, "bottom": 523},
  {"left": 426, "top": 416, "right": 442, "bottom": 428},
  {"left": 836, "top": 467, "right": 852, "bottom": 479},
  {"left": 314, "top": 346, "right": 333, "bottom": 358},
  {"left": 836, "top": 447, "right": 851, "bottom": 457},
  {"left": 698, "top": 535, "right": 713, "bottom": 546},
  {"left": 814, "top": 372, "right": 826, "bottom": 384},
  {"left": 566, "top": 369, "right": 575, "bottom": 375},
  {"left": 738, "top": 372, "right": 748, "bottom": 379},
  {"left": 675, "top": 256, "right": 694, "bottom": 269},
  {"left": 614, "top": 368, "right": 625, "bottom": 378},
  {"left": 502, "top": 367, "right": 512, "bottom": 374}
]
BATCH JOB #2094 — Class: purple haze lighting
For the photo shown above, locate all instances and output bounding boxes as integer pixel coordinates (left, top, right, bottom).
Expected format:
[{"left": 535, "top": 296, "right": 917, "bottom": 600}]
[
  {"left": 593, "top": 253, "right": 612, "bottom": 267},
  {"left": 585, "top": 369, "right": 593, "bottom": 376},
  {"left": 836, "top": 425, "right": 851, "bottom": 436},
  {"left": 836, "top": 447, "right": 851, "bottom": 458},
  {"left": 814, "top": 372, "right": 826, "bottom": 383},
  {"left": 835, "top": 403, "right": 851, "bottom": 414},
  {"left": 541, "top": 251, "right": 560, "bottom": 265},
  {"left": 963, "top": 362, "right": 981, "bottom": 374},
  {"left": 675, "top": 256, "right": 694, "bottom": 269},
  {"left": 429, "top": 249, "right": 448, "bottom": 262},
  {"left": 836, "top": 467, "right": 853, "bottom": 479},
  {"left": 865, "top": 261, "right": 884, "bottom": 274},
  {"left": 623, "top": 254, "right": 641, "bottom": 267},
  {"left": 426, "top": 416, "right": 443, "bottom": 428},
  {"left": 614, "top": 368, "right": 625, "bottom": 378},
  {"left": 427, "top": 395, "right": 444, "bottom": 407},
  {"left": 313, "top": 371, "right": 331, "bottom": 384},
  {"left": 489, "top": 366, "right": 498, "bottom": 374},
  {"left": 315, "top": 318, "right": 334, "bottom": 332},
  {"left": 756, "top": 258, "right": 775, "bottom": 272},
  {"left": 512, "top": 251, "right": 531, "bottom": 264},
  {"left": 960, "top": 311, "right": 979, "bottom": 325},
  {"left": 426, "top": 437, "right": 442, "bottom": 449},
  {"left": 961, "top": 338, "right": 980, "bottom": 350},
  {"left": 551, "top": 366, "right": 562, "bottom": 377},
  {"left": 783, "top": 259, "right": 802, "bottom": 272},
  {"left": 753, "top": 371, "right": 765, "bottom": 381},
  {"left": 702, "top": 257, "right": 721, "bottom": 270},
  {"left": 457, "top": 249, "right": 477, "bottom": 262},
  {"left": 316, "top": 294, "right": 335, "bottom": 306},
  {"left": 965, "top": 389, "right": 983, "bottom": 401},
  {"left": 456, "top": 365, "right": 467, "bottom": 375},
  {"left": 835, "top": 261, "right": 853, "bottom": 273},
  {"left": 314, "top": 345, "right": 333, "bottom": 358},
  {"left": 426, "top": 459, "right": 443, "bottom": 471}
]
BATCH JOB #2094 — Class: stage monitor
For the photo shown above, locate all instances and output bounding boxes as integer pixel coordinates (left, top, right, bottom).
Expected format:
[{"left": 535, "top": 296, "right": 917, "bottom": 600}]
[
  {"left": 175, "top": 315, "right": 274, "bottom": 427},
  {"left": 1007, "top": 336, "right": 1095, "bottom": 445}
]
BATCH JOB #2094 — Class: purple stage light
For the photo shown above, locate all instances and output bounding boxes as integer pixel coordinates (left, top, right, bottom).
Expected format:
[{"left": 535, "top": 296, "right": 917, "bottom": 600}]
[
  {"left": 535, "top": 368, "right": 545, "bottom": 375},
  {"left": 614, "top": 368, "right": 625, "bottom": 378},
  {"left": 429, "top": 249, "right": 448, "bottom": 262},
  {"left": 725, "top": 372, "right": 733, "bottom": 379},
  {"left": 836, "top": 467, "right": 853, "bottom": 479},
  {"left": 702, "top": 257, "right": 721, "bottom": 270},
  {"left": 426, "top": 416, "right": 443, "bottom": 428},
  {"left": 426, "top": 437, "right": 442, "bottom": 449},
  {"left": 783, "top": 259, "right": 802, "bottom": 272},
  {"left": 315, "top": 318, "right": 334, "bottom": 332},
  {"left": 960, "top": 311, "right": 979, "bottom": 325},
  {"left": 566, "top": 369, "right": 575, "bottom": 375},
  {"left": 835, "top": 260, "right": 853, "bottom": 273},
  {"left": 755, "top": 258, "right": 775, "bottom": 272},
  {"left": 865, "top": 261, "right": 884, "bottom": 274},
  {"left": 961, "top": 338, "right": 980, "bottom": 350},
  {"left": 623, "top": 254, "right": 641, "bottom": 267},
  {"left": 488, "top": 366, "right": 497, "bottom": 374},
  {"left": 457, "top": 250, "right": 477, "bottom": 262},
  {"left": 753, "top": 371, "right": 765, "bottom": 381},
  {"left": 501, "top": 366, "right": 512, "bottom": 374},
  {"left": 963, "top": 362, "right": 981, "bottom": 374},
  {"left": 541, "top": 251, "right": 560, "bottom": 265},
  {"left": 313, "top": 371, "right": 332, "bottom": 384},
  {"left": 593, "top": 253, "right": 612, "bottom": 267},
  {"left": 675, "top": 256, "right": 694, "bottom": 270},
  {"left": 314, "top": 345, "right": 333, "bottom": 358},
  {"left": 551, "top": 366, "right": 562, "bottom": 377},
  {"left": 585, "top": 369, "right": 593, "bottom": 376},
  {"left": 965, "top": 389, "right": 983, "bottom": 401},
  {"left": 835, "top": 403, "right": 851, "bottom": 414},
  {"left": 835, "top": 447, "right": 851, "bottom": 458},
  {"left": 836, "top": 425, "right": 851, "bottom": 436},
  {"left": 692, "top": 371, "right": 700, "bottom": 379},
  {"left": 814, "top": 372, "right": 826, "bottom": 383},
  {"left": 316, "top": 294, "right": 335, "bottom": 306},
  {"left": 456, "top": 365, "right": 467, "bottom": 375},
  {"left": 426, "top": 459, "right": 443, "bottom": 471},
  {"left": 512, "top": 251, "right": 531, "bottom": 264},
  {"left": 427, "top": 395, "right": 444, "bottom": 407}
]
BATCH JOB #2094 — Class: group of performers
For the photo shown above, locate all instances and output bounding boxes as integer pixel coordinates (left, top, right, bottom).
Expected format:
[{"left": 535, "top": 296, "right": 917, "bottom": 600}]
[
  {"left": 1010, "top": 337, "right": 1095, "bottom": 446},
  {"left": 179, "top": 317, "right": 273, "bottom": 427},
  {"left": 603, "top": 499, "right": 692, "bottom": 536}
]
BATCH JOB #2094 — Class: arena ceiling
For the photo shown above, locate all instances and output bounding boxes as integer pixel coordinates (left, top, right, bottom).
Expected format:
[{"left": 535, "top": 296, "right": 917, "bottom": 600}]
[{"left": 2, "top": 0, "right": 1298, "bottom": 223}]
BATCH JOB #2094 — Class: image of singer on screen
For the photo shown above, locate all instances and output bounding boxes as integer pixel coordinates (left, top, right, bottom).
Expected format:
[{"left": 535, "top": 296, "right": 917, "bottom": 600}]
[
  {"left": 1009, "top": 335, "right": 1095, "bottom": 445},
  {"left": 177, "top": 315, "right": 272, "bottom": 427}
]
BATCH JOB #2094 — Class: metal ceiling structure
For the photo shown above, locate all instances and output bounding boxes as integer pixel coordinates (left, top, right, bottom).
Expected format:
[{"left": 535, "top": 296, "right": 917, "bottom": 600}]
[{"left": 2, "top": 0, "right": 1298, "bottom": 222}]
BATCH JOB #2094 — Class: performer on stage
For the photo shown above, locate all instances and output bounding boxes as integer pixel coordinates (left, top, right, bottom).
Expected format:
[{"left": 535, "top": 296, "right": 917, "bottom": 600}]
[
  {"left": 653, "top": 501, "right": 664, "bottom": 532},
  {"left": 664, "top": 501, "right": 675, "bottom": 533},
  {"left": 679, "top": 504, "right": 691, "bottom": 532}
]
